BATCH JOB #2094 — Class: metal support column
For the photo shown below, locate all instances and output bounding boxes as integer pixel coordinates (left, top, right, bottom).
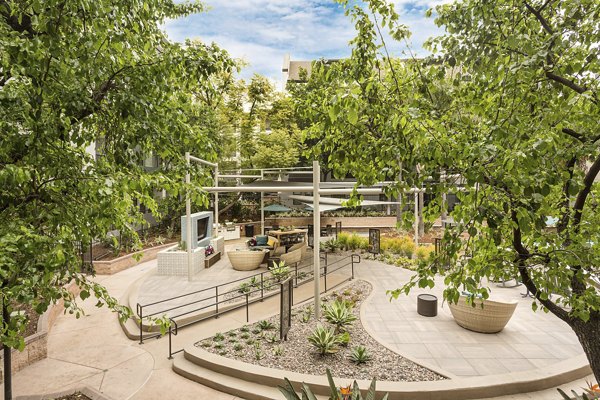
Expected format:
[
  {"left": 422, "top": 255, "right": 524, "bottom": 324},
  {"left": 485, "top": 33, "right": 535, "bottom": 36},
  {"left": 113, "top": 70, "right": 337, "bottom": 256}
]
[
  {"left": 215, "top": 164, "right": 219, "bottom": 234},
  {"left": 414, "top": 192, "right": 419, "bottom": 246},
  {"left": 313, "top": 160, "right": 321, "bottom": 319},
  {"left": 185, "top": 152, "right": 193, "bottom": 281},
  {"left": 260, "top": 170, "right": 265, "bottom": 235}
]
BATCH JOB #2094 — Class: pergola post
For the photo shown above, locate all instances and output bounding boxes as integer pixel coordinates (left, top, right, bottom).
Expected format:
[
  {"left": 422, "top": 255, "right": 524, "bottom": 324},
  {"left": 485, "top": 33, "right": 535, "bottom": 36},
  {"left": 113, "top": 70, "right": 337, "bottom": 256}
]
[
  {"left": 414, "top": 191, "right": 419, "bottom": 246},
  {"left": 313, "top": 160, "right": 321, "bottom": 319},
  {"left": 215, "top": 164, "right": 219, "bottom": 234},
  {"left": 185, "top": 152, "right": 193, "bottom": 282},
  {"left": 260, "top": 170, "right": 265, "bottom": 235}
]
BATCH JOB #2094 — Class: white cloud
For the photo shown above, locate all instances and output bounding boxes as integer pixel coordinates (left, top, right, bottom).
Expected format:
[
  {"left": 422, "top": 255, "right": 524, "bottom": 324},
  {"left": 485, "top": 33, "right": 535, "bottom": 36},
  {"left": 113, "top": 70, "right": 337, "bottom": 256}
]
[{"left": 164, "top": 1, "right": 446, "bottom": 81}]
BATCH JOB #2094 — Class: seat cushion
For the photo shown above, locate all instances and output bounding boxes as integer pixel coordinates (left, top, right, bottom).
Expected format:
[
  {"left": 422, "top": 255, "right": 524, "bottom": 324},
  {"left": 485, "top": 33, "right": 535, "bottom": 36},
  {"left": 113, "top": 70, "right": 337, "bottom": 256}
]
[
  {"left": 267, "top": 238, "right": 276, "bottom": 247},
  {"left": 255, "top": 235, "right": 268, "bottom": 246}
]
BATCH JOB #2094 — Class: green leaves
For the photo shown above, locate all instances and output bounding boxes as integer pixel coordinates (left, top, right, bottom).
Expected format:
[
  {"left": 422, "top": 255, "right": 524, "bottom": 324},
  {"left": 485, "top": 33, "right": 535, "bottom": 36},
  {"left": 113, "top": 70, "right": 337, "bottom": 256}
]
[{"left": 0, "top": 0, "right": 231, "bottom": 354}]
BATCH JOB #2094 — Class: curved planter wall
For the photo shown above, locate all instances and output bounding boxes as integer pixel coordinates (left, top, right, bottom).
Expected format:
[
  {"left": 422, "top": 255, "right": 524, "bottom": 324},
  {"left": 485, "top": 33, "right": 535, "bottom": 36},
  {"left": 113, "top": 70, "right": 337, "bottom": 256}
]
[{"left": 0, "top": 281, "right": 81, "bottom": 383}]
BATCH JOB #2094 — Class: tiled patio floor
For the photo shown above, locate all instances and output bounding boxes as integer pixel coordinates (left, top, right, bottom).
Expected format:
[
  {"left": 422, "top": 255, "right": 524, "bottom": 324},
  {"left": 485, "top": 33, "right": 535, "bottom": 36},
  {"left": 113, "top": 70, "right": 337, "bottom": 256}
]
[{"left": 356, "top": 259, "right": 584, "bottom": 377}]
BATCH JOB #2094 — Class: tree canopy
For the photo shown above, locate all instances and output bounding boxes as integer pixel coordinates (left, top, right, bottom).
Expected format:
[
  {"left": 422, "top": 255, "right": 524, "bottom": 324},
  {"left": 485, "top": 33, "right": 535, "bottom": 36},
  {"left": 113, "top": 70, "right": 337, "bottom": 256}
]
[
  {"left": 297, "top": 0, "right": 600, "bottom": 380},
  {"left": 0, "top": 0, "right": 234, "bottom": 359}
]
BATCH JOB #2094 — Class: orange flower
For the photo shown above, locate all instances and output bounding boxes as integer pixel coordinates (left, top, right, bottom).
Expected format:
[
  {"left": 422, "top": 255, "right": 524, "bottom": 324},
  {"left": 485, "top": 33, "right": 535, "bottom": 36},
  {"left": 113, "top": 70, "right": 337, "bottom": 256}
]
[
  {"left": 340, "top": 385, "right": 352, "bottom": 399},
  {"left": 584, "top": 381, "right": 600, "bottom": 395}
]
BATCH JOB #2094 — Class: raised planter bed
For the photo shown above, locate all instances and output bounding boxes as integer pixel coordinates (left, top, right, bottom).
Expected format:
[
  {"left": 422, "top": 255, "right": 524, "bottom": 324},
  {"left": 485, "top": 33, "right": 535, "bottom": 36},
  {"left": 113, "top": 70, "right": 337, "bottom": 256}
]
[
  {"left": 93, "top": 242, "right": 176, "bottom": 275},
  {"left": 204, "top": 252, "right": 221, "bottom": 268}
]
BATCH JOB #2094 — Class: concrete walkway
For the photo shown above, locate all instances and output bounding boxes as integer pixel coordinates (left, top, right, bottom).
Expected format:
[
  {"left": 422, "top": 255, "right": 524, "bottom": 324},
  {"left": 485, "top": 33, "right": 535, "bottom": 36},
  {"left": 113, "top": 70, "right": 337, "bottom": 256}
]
[{"left": 0, "top": 250, "right": 595, "bottom": 400}]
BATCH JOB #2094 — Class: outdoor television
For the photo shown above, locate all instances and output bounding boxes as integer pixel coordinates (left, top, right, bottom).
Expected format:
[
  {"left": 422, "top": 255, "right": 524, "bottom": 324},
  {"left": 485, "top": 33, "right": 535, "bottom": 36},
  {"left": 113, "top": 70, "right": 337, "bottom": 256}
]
[
  {"left": 197, "top": 216, "right": 209, "bottom": 241},
  {"left": 180, "top": 211, "right": 213, "bottom": 249}
]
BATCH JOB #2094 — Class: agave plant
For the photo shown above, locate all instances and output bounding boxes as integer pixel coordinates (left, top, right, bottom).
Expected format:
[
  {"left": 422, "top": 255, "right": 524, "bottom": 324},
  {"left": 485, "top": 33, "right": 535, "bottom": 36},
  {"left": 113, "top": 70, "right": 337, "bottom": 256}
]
[
  {"left": 349, "top": 345, "right": 371, "bottom": 365},
  {"left": 278, "top": 368, "right": 388, "bottom": 400},
  {"left": 307, "top": 325, "right": 339, "bottom": 355},
  {"left": 323, "top": 300, "right": 357, "bottom": 333}
]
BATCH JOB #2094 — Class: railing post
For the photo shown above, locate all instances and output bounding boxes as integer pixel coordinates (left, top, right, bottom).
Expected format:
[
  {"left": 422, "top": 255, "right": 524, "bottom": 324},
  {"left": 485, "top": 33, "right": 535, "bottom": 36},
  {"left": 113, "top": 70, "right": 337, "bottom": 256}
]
[
  {"left": 294, "top": 264, "right": 298, "bottom": 288},
  {"left": 215, "top": 286, "right": 219, "bottom": 318},
  {"left": 246, "top": 294, "right": 250, "bottom": 322},
  {"left": 137, "top": 304, "right": 143, "bottom": 344},
  {"left": 324, "top": 264, "right": 328, "bottom": 292},
  {"left": 168, "top": 324, "right": 173, "bottom": 359},
  {"left": 261, "top": 273, "right": 264, "bottom": 301}
]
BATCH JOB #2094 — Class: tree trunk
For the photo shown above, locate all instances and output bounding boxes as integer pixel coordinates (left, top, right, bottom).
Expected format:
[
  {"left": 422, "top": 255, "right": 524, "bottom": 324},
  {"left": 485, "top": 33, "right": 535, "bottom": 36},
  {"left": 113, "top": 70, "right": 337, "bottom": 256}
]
[
  {"left": 570, "top": 316, "right": 600, "bottom": 383},
  {"left": 2, "top": 302, "right": 12, "bottom": 400}
]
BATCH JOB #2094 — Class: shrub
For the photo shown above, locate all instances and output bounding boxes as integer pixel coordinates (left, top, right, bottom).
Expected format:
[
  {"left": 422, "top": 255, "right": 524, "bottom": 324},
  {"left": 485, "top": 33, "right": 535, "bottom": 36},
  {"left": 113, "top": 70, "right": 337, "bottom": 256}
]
[
  {"left": 213, "top": 332, "right": 225, "bottom": 342},
  {"left": 233, "top": 343, "right": 243, "bottom": 352},
  {"left": 269, "top": 261, "right": 290, "bottom": 282},
  {"left": 416, "top": 245, "right": 435, "bottom": 261},
  {"left": 238, "top": 282, "right": 251, "bottom": 294},
  {"left": 337, "top": 232, "right": 351, "bottom": 250},
  {"left": 273, "top": 345, "right": 283, "bottom": 357},
  {"left": 347, "top": 233, "right": 362, "bottom": 250},
  {"left": 266, "top": 333, "right": 279, "bottom": 343},
  {"left": 336, "top": 331, "right": 350, "bottom": 347},
  {"left": 240, "top": 332, "right": 250, "bottom": 339},
  {"left": 358, "top": 237, "right": 369, "bottom": 250},
  {"left": 349, "top": 345, "right": 371, "bottom": 364},
  {"left": 382, "top": 236, "right": 416, "bottom": 258},
  {"left": 323, "top": 300, "right": 357, "bottom": 333},
  {"left": 257, "top": 320, "right": 275, "bottom": 331},
  {"left": 301, "top": 305, "right": 313, "bottom": 323},
  {"left": 240, "top": 325, "right": 250, "bottom": 333},
  {"left": 321, "top": 238, "right": 340, "bottom": 252},
  {"left": 253, "top": 343, "right": 264, "bottom": 360},
  {"left": 279, "top": 368, "right": 388, "bottom": 400},
  {"left": 308, "top": 325, "right": 339, "bottom": 355}
]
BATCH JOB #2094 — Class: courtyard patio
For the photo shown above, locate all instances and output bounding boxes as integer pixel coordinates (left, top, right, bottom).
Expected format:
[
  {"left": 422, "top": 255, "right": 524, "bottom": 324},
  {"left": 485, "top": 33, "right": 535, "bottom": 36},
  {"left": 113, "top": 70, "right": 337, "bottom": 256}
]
[{"left": 2, "top": 238, "right": 592, "bottom": 400}]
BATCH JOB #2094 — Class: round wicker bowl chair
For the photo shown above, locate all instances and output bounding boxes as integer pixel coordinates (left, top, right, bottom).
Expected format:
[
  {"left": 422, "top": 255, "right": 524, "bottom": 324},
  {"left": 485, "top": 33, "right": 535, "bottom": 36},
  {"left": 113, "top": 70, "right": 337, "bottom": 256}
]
[
  {"left": 227, "top": 250, "right": 266, "bottom": 271},
  {"left": 448, "top": 296, "right": 518, "bottom": 333}
]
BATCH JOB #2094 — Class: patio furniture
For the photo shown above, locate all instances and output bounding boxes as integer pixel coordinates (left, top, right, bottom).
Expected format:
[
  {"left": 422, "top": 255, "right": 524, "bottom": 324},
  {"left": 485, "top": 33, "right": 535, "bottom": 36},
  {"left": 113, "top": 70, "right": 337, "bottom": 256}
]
[
  {"left": 449, "top": 296, "right": 518, "bottom": 333},
  {"left": 268, "top": 246, "right": 303, "bottom": 268},
  {"left": 247, "top": 235, "right": 283, "bottom": 256},
  {"left": 417, "top": 294, "right": 438, "bottom": 317},
  {"left": 268, "top": 229, "right": 308, "bottom": 246},
  {"left": 227, "top": 249, "right": 268, "bottom": 271},
  {"left": 287, "top": 242, "right": 308, "bottom": 258}
]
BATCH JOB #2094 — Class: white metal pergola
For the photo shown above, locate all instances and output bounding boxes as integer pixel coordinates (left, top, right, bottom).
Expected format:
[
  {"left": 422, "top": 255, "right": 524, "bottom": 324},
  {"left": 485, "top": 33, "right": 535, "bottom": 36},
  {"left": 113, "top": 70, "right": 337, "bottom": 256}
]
[
  {"left": 183, "top": 154, "right": 455, "bottom": 318},
  {"left": 196, "top": 160, "right": 430, "bottom": 318}
]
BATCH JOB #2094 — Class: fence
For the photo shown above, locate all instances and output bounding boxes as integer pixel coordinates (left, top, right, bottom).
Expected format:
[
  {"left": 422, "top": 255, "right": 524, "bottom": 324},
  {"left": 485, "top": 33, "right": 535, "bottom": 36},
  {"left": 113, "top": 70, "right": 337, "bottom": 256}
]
[{"left": 134, "top": 253, "right": 360, "bottom": 358}]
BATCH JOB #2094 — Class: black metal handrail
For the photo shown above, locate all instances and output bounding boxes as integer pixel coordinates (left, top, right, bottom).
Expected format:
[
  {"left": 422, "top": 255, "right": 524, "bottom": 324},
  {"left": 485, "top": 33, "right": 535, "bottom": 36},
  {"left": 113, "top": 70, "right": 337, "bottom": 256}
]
[{"left": 135, "top": 252, "right": 360, "bottom": 357}]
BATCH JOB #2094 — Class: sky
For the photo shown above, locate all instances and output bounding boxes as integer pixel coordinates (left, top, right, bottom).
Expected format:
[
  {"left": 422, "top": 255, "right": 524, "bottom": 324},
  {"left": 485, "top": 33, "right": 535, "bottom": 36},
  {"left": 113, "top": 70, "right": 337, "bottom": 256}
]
[{"left": 164, "top": 1, "right": 448, "bottom": 88}]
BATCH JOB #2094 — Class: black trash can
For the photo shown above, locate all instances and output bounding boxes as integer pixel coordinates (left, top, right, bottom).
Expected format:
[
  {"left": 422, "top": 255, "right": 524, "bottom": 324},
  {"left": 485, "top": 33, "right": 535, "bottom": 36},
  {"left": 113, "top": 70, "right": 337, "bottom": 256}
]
[{"left": 245, "top": 224, "right": 255, "bottom": 237}]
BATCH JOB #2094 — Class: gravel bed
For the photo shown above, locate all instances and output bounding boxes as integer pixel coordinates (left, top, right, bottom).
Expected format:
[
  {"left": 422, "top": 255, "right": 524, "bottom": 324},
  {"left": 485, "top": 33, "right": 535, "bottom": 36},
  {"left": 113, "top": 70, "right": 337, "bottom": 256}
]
[{"left": 196, "top": 280, "right": 445, "bottom": 382}]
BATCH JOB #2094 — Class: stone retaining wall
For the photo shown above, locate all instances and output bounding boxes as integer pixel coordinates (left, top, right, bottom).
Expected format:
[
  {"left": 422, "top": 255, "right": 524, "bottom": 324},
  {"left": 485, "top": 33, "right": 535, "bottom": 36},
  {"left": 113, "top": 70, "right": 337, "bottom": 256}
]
[{"left": 0, "top": 281, "right": 81, "bottom": 383}]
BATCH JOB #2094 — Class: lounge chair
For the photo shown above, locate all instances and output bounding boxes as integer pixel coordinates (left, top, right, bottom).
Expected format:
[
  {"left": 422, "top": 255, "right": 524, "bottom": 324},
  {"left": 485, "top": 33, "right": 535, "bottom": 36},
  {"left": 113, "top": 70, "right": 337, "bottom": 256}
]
[{"left": 449, "top": 296, "right": 517, "bottom": 333}]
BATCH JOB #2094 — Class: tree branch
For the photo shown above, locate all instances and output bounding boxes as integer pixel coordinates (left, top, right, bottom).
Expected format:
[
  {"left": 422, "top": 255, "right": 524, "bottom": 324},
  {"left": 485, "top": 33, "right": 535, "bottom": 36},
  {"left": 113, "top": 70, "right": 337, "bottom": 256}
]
[
  {"left": 562, "top": 128, "right": 584, "bottom": 142},
  {"left": 557, "top": 156, "right": 577, "bottom": 234},
  {"left": 545, "top": 71, "right": 594, "bottom": 101},
  {"left": 572, "top": 153, "right": 600, "bottom": 229},
  {"left": 511, "top": 209, "right": 570, "bottom": 322},
  {"left": 523, "top": 1, "right": 554, "bottom": 35}
]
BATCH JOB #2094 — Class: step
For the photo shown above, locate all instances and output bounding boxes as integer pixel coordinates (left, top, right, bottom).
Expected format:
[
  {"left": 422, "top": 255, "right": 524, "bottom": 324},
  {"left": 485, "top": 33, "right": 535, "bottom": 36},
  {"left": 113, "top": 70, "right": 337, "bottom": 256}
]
[{"left": 172, "top": 354, "right": 320, "bottom": 400}]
